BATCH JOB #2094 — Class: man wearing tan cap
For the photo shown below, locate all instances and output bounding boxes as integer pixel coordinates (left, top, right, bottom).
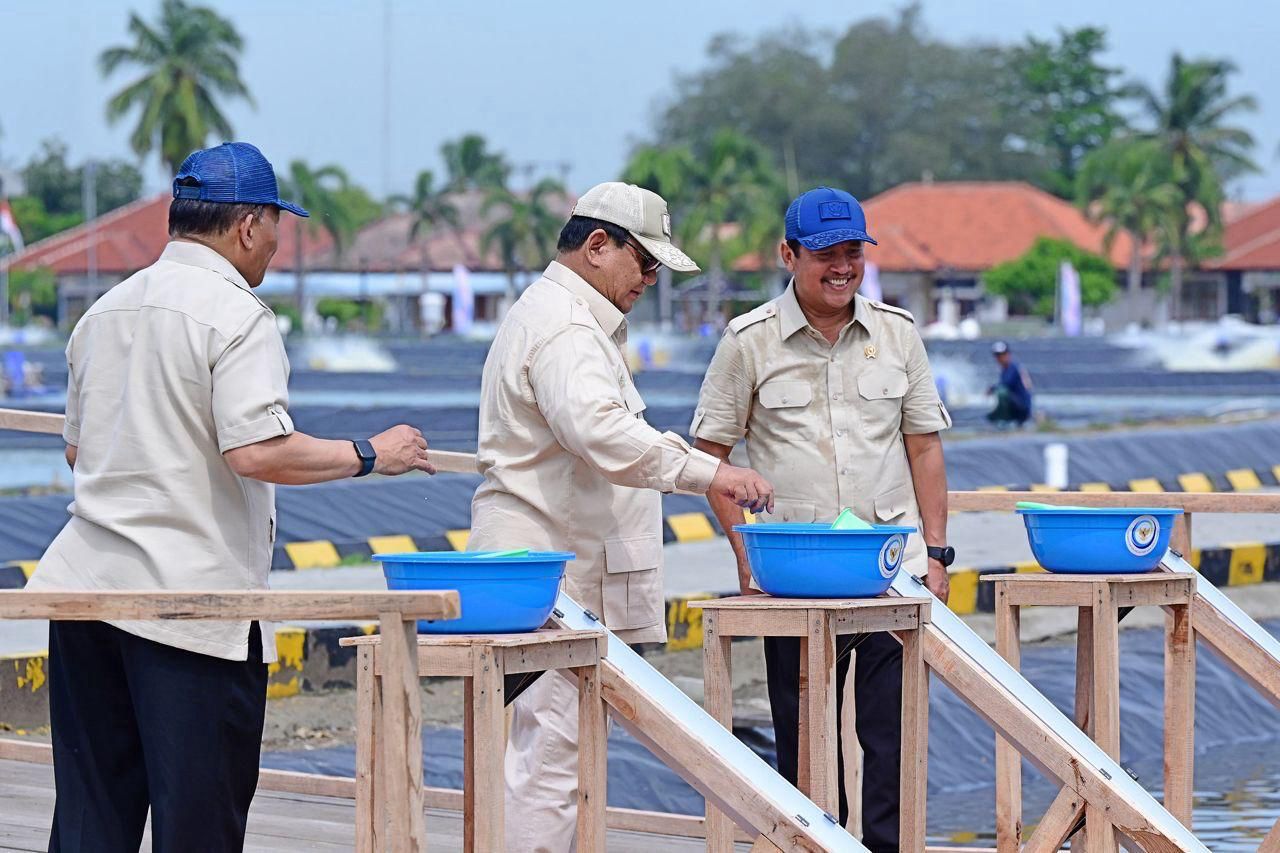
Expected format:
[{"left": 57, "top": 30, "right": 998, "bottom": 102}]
[{"left": 468, "top": 181, "right": 775, "bottom": 851}]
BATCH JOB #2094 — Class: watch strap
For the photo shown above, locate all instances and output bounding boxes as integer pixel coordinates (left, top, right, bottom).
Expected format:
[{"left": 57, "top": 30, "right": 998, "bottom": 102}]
[
  {"left": 352, "top": 439, "right": 376, "bottom": 478},
  {"left": 927, "top": 545, "right": 955, "bottom": 567}
]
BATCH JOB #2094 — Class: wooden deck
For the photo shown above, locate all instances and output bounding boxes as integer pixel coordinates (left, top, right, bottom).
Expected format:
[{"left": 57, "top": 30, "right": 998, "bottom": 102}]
[{"left": 0, "top": 759, "right": 744, "bottom": 852}]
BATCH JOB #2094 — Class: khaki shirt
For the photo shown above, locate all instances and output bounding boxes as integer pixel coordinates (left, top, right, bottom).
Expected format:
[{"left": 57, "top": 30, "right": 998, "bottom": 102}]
[
  {"left": 691, "top": 282, "right": 950, "bottom": 575},
  {"left": 469, "top": 262, "right": 720, "bottom": 643},
  {"left": 29, "top": 241, "right": 293, "bottom": 662}
]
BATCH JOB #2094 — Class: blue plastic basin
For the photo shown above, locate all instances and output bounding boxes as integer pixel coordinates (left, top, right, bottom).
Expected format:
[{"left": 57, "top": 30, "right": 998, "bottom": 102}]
[
  {"left": 375, "top": 551, "right": 572, "bottom": 633},
  {"left": 1016, "top": 508, "right": 1183, "bottom": 573},
  {"left": 732, "top": 523, "right": 916, "bottom": 598}
]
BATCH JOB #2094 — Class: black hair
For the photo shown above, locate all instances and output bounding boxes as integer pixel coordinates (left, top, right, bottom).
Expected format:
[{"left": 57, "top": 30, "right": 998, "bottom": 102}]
[
  {"left": 168, "top": 178, "right": 266, "bottom": 238},
  {"left": 556, "top": 215, "right": 631, "bottom": 253},
  {"left": 786, "top": 239, "right": 802, "bottom": 255}
]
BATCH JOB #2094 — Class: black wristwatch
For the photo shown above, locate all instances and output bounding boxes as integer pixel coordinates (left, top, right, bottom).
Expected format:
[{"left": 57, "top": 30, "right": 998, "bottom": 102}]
[
  {"left": 927, "top": 545, "right": 956, "bottom": 567},
  {"left": 352, "top": 439, "right": 376, "bottom": 477}
]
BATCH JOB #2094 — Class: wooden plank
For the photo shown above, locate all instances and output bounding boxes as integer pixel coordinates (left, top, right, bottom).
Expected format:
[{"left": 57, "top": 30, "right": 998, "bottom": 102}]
[
  {"left": 693, "top": 596, "right": 927, "bottom": 612},
  {"left": 1076, "top": 608, "right": 1095, "bottom": 736},
  {"left": 378, "top": 613, "right": 426, "bottom": 853},
  {"left": 898, "top": 626, "right": 928, "bottom": 853},
  {"left": 355, "top": 645, "right": 379, "bottom": 853},
  {"left": 702, "top": 610, "right": 737, "bottom": 853},
  {"left": 1022, "top": 788, "right": 1085, "bottom": 853},
  {"left": 749, "top": 837, "right": 786, "bottom": 852},
  {"left": 1110, "top": 578, "right": 1194, "bottom": 609},
  {"left": 1259, "top": 817, "right": 1280, "bottom": 853},
  {"left": 0, "top": 408, "right": 64, "bottom": 435},
  {"left": 993, "top": 588, "right": 1021, "bottom": 853},
  {"left": 467, "top": 645, "right": 505, "bottom": 852},
  {"left": 798, "top": 610, "right": 838, "bottom": 817},
  {"left": 947, "top": 490, "right": 1280, "bottom": 513},
  {"left": 575, "top": 663, "right": 608, "bottom": 853},
  {"left": 342, "top": 628, "right": 597, "bottom": 649},
  {"left": 462, "top": 675, "right": 475, "bottom": 853},
  {"left": 1164, "top": 603, "right": 1195, "bottom": 828},
  {"left": 1187, "top": 594, "right": 1280, "bottom": 708},
  {"left": 1087, "top": 582, "right": 1121, "bottom": 851},
  {"left": 0, "top": 590, "right": 459, "bottom": 622}
]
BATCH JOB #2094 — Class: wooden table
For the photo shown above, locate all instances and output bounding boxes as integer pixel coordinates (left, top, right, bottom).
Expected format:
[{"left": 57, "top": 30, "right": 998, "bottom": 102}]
[
  {"left": 689, "top": 595, "right": 931, "bottom": 853},
  {"left": 339, "top": 629, "right": 608, "bottom": 853},
  {"left": 983, "top": 572, "right": 1196, "bottom": 853}
]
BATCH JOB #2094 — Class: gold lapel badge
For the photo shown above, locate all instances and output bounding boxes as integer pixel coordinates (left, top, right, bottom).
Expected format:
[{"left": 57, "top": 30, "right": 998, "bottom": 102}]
[{"left": 864, "top": 344, "right": 877, "bottom": 359}]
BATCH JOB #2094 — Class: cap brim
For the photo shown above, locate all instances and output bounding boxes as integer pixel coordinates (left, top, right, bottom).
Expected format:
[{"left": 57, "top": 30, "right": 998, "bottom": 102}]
[
  {"left": 276, "top": 199, "right": 310, "bottom": 218},
  {"left": 797, "top": 228, "right": 877, "bottom": 249},
  {"left": 633, "top": 233, "right": 699, "bottom": 273}
]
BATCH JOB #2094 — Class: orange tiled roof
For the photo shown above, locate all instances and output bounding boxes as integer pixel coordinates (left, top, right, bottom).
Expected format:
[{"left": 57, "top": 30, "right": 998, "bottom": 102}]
[
  {"left": 860, "top": 181, "right": 1137, "bottom": 273},
  {"left": 1, "top": 194, "right": 333, "bottom": 275},
  {"left": 1211, "top": 195, "right": 1280, "bottom": 271}
]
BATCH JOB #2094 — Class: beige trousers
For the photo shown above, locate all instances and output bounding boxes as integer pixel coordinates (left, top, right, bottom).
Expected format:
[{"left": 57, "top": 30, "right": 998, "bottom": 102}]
[{"left": 504, "top": 670, "right": 591, "bottom": 853}]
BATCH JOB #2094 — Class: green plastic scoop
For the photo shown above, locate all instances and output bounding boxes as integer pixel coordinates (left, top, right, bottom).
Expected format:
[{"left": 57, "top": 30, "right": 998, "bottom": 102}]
[
  {"left": 478, "top": 548, "right": 530, "bottom": 558},
  {"left": 1015, "top": 501, "right": 1089, "bottom": 511},
  {"left": 831, "top": 508, "right": 874, "bottom": 530}
]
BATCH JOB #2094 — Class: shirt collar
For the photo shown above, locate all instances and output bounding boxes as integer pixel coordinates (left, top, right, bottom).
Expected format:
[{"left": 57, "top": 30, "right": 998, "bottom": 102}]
[
  {"left": 543, "top": 260, "right": 627, "bottom": 339},
  {"left": 778, "top": 279, "right": 869, "bottom": 341},
  {"left": 160, "top": 240, "right": 254, "bottom": 293}
]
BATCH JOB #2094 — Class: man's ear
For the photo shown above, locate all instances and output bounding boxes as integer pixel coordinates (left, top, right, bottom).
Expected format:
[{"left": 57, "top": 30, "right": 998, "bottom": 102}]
[
  {"left": 583, "top": 229, "right": 612, "bottom": 268},
  {"left": 778, "top": 239, "right": 797, "bottom": 273},
  {"left": 237, "top": 211, "right": 259, "bottom": 250}
]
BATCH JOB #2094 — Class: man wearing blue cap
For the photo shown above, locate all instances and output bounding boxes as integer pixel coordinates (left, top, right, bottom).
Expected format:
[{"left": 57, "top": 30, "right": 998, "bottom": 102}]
[
  {"left": 690, "top": 187, "right": 953, "bottom": 851},
  {"left": 29, "top": 142, "right": 436, "bottom": 852}
]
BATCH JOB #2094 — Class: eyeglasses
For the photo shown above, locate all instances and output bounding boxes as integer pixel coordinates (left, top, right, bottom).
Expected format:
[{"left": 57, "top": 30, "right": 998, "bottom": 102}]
[{"left": 625, "top": 240, "right": 661, "bottom": 275}]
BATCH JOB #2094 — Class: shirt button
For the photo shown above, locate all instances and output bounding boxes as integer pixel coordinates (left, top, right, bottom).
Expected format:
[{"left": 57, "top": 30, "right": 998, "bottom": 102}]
[
  {"left": 836, "top": 429, "right": 845, "bottom": 437},
  {"left": 780, "top": 396, "right": 789, "bottom": 404},
  {"left": 833, "top": 393, "right": 841, "bottom": 401},
  {"left": 841, "top": 468, "right": 850, "bottom": 475},
  {"left": 830, "top": 356, "right": 837, "bottom": 363},
  {"left": 883, "top": 387, "right": 889, "bottom": 394}
]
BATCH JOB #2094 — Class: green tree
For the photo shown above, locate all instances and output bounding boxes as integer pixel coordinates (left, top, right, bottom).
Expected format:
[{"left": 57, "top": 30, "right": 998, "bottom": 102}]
[
  {"left": 442, "top": 134, "right": 510, "bottom": 192},
  {"left": 279, "top": 161, "right": 364, "bottom": 316},
  {"left": 481, "top": 178, "right": 565, "bottom": 309},
  {"left": 984, "top": 237, "right": 1117, "bottom": 318},
  {"left": 100, "top": 0, "right": 253, "bottom": 175},
  {"left": 21, "top": 140, "right": 143, "bottom": 217},
  {"left": 1008, "top": 27, "right": 1130, "bottom": 197},
  {"left": 7, "top": 197, "right": 82, "bottom": 244},
  {"left": 1133, "top": 54, "right": 1258, "bottom": 317},
  {"left": 392, "top": 169, "right": 460, "bottom": 281},
  {"left": 1076, "top": 137, "right": 1180, "bottom": 301},
  {"left": 5, "top": 267, "right": 58, "bottom": 325}
]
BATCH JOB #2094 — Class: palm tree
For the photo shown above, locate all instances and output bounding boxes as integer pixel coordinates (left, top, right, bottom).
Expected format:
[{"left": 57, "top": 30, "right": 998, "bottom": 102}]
[
  {"left": 1076, "top": 137, "right": 1181, "bottom": 308},
  {"left": 391, "top": 169, "right": 460, "bottom": 304},
  {"left": 442, "top": 134, "right": 510, "bottom": 192},
  {"left": 100, "top": 0, "right": 253, "bottom": 175},
  {"left": 1132, "top": 54, "right": 1258, "bottom": 317},
  {"left": 481, "top": 178, "right": 566, "bottom": 312},
  {"left": 279, "top": 161, "right": 359, "bottom": 317}
]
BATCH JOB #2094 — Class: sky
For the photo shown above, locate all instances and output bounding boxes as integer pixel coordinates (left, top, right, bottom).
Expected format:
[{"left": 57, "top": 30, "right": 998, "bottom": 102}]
[{"left": 2, "top": 0, "right": 1278, "bottom": 202}]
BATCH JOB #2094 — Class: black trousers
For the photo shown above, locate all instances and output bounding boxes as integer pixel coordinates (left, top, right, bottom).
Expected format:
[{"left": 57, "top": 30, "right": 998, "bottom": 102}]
[
  {"left": 764, "top": 631, "right": 903, "bottom": 853},
  {"left": 47, "top": 620, "right": 268, "bottom": 853}
]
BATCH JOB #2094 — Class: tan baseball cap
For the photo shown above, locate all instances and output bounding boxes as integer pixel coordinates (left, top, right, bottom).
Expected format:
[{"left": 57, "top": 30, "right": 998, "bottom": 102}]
[{"left": 571, "top": 182, "right": 700, "bottom": 273}]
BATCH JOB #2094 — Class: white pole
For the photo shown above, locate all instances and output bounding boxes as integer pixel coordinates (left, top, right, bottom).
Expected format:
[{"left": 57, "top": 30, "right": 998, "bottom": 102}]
[{"left": 1043, "top": 442, "right": 1069, "bottom": 489}]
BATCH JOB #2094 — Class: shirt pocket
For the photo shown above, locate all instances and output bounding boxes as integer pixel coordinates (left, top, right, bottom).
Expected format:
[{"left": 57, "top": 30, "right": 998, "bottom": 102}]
[
  {"left": 761, "top": 498, "right": 817, "bottom": 523},
  {"left": 756, "top": 380, "right": 815, "bottom": 441},
  {"left": 602, "top": 534, "right": 662, "bottom": 631},
  {"left": 622, "top": 383, "right": 648, "bottom": 416},
  {"left": 874, "top": 482, "right": 914, "bottom": 523},
  {"left": 856, "top": 367, "right": 908, "bottom": 441}
]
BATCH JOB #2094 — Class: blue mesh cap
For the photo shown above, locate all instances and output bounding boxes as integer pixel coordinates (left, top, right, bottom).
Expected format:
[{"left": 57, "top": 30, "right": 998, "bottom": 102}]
[
  {"left": 173, "top": 142, "right": 309, "bottom": 217},
  {"left": 784, "top": 186, "right": 875, "bottom": 250}
]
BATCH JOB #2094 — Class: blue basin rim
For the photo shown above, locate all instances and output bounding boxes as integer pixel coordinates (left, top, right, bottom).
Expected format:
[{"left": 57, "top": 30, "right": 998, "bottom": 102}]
[
  {"left": 733, "top": 524, "right": 917, "bottom": 535},
  {"left": 374, "top": 551, "right": 577, "bottom": 563},
  {"left": 1015, "top": 508, "right": 1183, "bottom": 516}
]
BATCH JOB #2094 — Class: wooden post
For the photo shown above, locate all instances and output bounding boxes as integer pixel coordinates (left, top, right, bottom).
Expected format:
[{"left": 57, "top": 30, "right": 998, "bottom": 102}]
[
  {"left": 1170, "top": 512, "right": 1192, "bottom": 559},
  {"left": 575, "top": 664, "right": 607, "bottom": 852},
  {"left": 701, "top": 610, "right": 736, "bottom": 853},
  {"left": 798, "top": 609, "right": 839, "bottom": 817},
  {"left": 356, "top": 644, "right": 381, "bottom": 853},
  {"left": 1021, "top": 788, "right": 1085, "bottom": 853},
  {"left": 1075, "top": 608, "right": 1095, "bottom": 736},
  {"left": 378, "top": 612, "right": 427, "bottom": 853},
  {"left": 1164, "top": 601, "right": 1195, "bottom": 827},
  {"left": 994, "top": 587, "right": 1022, "bottom": 853},
  {"left": 467, "top": 645, "right": 505, "bottom": 852},
  {"left": 898, "top": 626, "right": 929, "bottom": 853},
  {"left": 1085, "top": 583, "right": 1120, "bottom": 852}
]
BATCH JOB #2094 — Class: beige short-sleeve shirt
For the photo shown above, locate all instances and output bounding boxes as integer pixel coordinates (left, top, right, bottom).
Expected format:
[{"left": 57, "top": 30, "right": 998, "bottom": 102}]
[
  {"left": 691, "top": 282, "right": 950, "bottom": 574},
  {"left": 29, "top": 241, "right": 294, "bottom": 662},
  {"left": 468, "top": 261, "right": 720, "bottom": 644}
]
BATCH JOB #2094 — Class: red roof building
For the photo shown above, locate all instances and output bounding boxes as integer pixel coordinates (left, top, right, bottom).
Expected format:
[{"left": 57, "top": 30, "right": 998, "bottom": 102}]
[{"left": 1210, "top": 195, "right": 1280, "bottom": 322}]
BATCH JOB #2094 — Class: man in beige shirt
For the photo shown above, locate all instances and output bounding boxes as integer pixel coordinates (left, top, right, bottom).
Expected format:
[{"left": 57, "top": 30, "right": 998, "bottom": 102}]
[
  {"left": 29, "top": 143, "right": 434, "bottom": 852},
  {"left": 690, "top": 187, "right": 952, "bottom": 853},
  {"left": 469, "top": 182, "right": 774, "bottom": 852}
]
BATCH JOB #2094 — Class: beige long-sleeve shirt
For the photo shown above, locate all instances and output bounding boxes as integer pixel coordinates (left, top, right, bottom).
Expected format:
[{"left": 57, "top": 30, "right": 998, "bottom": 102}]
[{"left": 468, "top": 261, "right": 720, "bottom": 643}]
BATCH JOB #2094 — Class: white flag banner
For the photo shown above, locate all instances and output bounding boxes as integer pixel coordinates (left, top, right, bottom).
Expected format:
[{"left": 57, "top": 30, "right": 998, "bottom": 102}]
[
  {"left": 861, "top": 259, "right": 883, "bottom": 302},
  {"left": 451, "top": 263, "right": 474, "bottom": 335},
  {"left": 0, "top": 200, "right": 23, "bottom": 253},
  {"left": 1059, "top": 259, "right": 1082, "bottom": 337}
]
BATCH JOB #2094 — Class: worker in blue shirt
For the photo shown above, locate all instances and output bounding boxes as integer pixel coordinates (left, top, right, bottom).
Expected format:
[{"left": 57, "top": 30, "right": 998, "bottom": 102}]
[{"left": 987, "top": 341, "right": 1033, "bottom": 427}]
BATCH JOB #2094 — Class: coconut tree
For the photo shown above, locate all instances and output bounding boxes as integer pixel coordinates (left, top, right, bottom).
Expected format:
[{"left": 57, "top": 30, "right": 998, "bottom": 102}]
[
  {"left": 392, "top": 169, "right": 461, "bottom": 281},
  {"left": 481, "top": 178, "right": 566, "bottom": 311},
  {"left": 1132, "top": 54, "right": 1258, "bottom": 317},
  {"left": 442, "top": 134, "right": 510, "bottom": 192},
  {"left": 99, "top": 0, "right": 253, "bottom": 175},
  {"left": 279, "top": 161, "right": 359, "bottom": 317}
]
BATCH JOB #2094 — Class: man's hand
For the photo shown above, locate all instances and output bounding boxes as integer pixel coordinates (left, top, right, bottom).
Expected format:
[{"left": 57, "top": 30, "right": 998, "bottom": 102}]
[
  {"left": 925, "top": 557, "right": 950, "bottom": 603},
  {"left": 710, "top": 463, "right": 775, "bottom": 514},
  {"left": 371, "top": 425, "right": 436, "bottom": 476},
  {"left": 735, "top": 559, "right": 764, "bottom": 597}
]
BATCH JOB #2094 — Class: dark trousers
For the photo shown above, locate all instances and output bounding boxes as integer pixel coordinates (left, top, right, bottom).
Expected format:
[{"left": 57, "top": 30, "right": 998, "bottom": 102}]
[
  {"left": 47, "top": 620, "right": 268, "bottom": 853},
  {"left": 764, "top": 631, "right": 903, "bottom": 853}
]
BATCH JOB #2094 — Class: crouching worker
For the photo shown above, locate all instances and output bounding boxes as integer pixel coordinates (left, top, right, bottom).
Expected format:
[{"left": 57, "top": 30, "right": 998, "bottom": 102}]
[
  {"left": 467, "top": 182, "right": 776, "bottom": 852},
  {"left": 29, "top": 142, "right": 436, "bottom": 853}
]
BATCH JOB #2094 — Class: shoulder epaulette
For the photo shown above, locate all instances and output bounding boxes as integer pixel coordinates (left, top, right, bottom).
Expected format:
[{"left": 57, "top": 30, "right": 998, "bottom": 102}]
[
  {"left": 868, "top": 299, "right": 915, "bottom": 323},
  {"left": 727, "top": 300, "right": 779, "bottom": 334}
]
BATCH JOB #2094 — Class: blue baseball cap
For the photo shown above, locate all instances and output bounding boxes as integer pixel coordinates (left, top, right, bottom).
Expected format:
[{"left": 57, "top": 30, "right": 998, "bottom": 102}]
[
  {"left": 785, "top": 186, "right": 875, "bottom": 250},
  {"left": 173, "top": 142, "right": 309, "bottom": 218}
]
